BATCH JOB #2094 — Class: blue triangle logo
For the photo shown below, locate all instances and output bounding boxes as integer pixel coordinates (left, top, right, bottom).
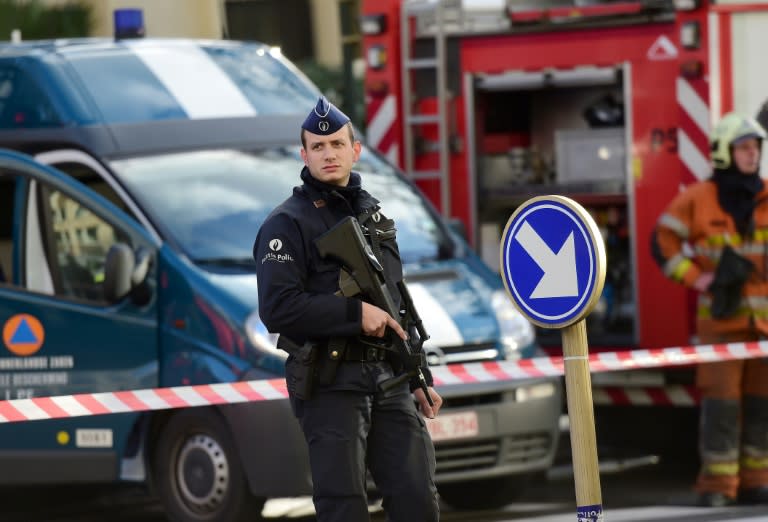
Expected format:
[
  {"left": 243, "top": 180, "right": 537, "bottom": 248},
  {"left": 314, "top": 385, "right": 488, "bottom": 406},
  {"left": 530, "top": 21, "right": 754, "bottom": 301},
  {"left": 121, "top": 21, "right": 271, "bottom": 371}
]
[{"left": 11, "top": 318, "right": 38, "bottom": 344}]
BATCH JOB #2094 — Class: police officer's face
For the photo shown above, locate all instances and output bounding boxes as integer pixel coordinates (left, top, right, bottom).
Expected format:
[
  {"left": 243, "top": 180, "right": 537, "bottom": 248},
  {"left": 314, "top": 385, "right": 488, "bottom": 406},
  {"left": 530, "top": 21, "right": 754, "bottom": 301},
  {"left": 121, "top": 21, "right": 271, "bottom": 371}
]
[
  {"left": 732, "top": 138, "right": 762, "bottom": 175},
  {"left": 301, "top": 126, "right": 361, "bottom": 186}
]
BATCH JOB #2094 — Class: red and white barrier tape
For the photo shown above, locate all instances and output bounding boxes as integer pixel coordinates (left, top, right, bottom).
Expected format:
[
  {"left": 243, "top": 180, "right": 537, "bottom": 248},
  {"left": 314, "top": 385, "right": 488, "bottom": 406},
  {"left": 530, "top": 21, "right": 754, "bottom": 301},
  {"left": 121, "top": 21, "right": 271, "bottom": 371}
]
[
  {"left": 1, "top": 340, "right": 766, "bottom": 423},
  {"left": 592, "top": 385, "right": 700, "bottom": 407},
  {"left": 432, "top": 340, "right": 768, "bottom": 383}
]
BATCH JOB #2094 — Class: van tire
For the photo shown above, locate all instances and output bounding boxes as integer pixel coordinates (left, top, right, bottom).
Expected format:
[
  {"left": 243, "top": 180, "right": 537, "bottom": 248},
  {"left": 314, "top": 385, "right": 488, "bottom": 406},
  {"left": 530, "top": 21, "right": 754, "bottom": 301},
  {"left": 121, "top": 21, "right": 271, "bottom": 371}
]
[
  {"left": 437, "top": 474, "right": 530, "bottom": 510},
  {"left": 153, "top": 409, "right": 266, "bottom": 522}
]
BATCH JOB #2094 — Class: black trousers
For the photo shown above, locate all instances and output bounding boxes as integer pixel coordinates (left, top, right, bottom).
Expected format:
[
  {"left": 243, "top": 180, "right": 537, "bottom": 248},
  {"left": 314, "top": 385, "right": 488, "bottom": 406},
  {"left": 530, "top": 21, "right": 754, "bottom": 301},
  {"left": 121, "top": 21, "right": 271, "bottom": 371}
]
[{"left": 292, "top": 378, "right": 439, "bottom": 522}]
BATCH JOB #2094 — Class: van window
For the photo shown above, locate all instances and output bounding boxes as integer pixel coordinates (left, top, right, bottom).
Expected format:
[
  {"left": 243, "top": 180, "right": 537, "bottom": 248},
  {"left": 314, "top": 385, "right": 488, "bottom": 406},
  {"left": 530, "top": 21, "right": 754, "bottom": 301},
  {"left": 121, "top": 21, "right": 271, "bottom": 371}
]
[
  {"left": 0, "top": 66, "right": 60, "bottom": 129},
  {"left": 39, "top": 186, "right": 129, "bottom": 302},
  {"left": 50, "top": 161, "right": 135, "bottom": 219},
  {"left": 0, "top": 171, "right": 18, "bottom": 286},
  {"left": 0, "top": 169, "right": 130, "bottom": 299}
]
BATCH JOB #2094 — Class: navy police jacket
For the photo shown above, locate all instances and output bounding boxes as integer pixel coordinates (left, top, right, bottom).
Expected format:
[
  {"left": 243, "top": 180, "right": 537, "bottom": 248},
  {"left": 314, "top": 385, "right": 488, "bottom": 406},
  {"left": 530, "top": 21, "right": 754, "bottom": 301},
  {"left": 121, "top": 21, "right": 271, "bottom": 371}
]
[
  {"left": 255, "top": 168, "right": 367, "bottom": 344},
  {"left": 254, "top": 167, "right": 432, "bottom": 390}
]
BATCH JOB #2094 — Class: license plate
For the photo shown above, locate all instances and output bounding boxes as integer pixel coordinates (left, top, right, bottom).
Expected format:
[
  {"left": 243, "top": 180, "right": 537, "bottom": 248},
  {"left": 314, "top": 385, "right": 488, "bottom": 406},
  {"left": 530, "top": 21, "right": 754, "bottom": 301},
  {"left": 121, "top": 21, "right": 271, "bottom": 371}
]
[
  {"left": 76, "top": 429, "right": 113, "bottom": 448},
  {"left": 425, "top": 411, "right": 479, "bottom": 442}
]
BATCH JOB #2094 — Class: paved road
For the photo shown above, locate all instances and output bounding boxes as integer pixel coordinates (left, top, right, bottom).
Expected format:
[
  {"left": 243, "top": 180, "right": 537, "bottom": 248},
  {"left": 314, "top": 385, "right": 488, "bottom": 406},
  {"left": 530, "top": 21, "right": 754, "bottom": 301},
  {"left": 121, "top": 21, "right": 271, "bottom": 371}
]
[{"left": 2, "top": 457, "right": 767, "bottom": 521}]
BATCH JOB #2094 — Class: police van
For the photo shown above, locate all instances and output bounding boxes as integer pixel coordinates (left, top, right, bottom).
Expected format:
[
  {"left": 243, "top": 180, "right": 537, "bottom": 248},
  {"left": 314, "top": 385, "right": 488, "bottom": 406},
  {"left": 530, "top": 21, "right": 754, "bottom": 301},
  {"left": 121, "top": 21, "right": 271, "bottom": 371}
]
[{"left": 0, "top": 24, "right": 562, "bottom": 522}]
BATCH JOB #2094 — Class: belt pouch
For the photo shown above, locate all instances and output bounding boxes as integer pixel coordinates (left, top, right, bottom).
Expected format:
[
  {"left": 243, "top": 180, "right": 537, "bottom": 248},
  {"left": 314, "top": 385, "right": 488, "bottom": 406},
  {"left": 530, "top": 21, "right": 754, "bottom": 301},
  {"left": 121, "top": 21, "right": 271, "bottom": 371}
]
[{"left": 316, "top": 337, "right": 347, "bottom": 386}]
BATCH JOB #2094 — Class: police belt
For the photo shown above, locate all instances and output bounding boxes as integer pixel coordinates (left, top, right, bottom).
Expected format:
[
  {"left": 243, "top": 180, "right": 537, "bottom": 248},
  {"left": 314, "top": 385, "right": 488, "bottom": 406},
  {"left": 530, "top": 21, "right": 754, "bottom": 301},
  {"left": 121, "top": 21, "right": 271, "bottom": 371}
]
[{"left": 340, "top": 344, "right": 390, "bottom": 362}]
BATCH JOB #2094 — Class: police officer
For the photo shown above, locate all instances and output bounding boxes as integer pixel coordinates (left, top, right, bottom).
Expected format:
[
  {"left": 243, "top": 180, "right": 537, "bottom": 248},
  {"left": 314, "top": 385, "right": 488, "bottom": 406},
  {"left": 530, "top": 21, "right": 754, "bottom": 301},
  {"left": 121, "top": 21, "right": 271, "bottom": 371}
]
[
  {"left": 254, "top": 97, "right": 442, "bottom": 521},
  {"left": 652, "top": 112, "right": 768, "bottom": 507}
]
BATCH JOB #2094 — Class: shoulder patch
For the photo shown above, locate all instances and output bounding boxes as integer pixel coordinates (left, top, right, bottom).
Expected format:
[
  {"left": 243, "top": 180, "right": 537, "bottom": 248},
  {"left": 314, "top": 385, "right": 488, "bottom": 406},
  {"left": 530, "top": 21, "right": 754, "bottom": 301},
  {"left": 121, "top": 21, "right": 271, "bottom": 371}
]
[{"left": 261, "top": 238, "right": 295, "bottom": 264}]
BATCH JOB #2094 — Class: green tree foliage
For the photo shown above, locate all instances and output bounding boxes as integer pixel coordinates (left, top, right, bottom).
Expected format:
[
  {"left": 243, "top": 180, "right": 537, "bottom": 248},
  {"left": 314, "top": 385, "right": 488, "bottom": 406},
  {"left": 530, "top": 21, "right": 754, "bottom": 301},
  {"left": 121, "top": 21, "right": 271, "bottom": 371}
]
[{"left": 0, "top": 0, "right": 92, "bottom": 41}]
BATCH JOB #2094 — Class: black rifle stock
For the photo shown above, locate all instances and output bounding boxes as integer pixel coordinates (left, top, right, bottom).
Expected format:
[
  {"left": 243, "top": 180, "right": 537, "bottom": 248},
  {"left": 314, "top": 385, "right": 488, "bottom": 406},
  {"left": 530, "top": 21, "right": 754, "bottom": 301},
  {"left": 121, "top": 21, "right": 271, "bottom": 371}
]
[{"left": 315, "top": 216, "right": 433, "bottom": 406}]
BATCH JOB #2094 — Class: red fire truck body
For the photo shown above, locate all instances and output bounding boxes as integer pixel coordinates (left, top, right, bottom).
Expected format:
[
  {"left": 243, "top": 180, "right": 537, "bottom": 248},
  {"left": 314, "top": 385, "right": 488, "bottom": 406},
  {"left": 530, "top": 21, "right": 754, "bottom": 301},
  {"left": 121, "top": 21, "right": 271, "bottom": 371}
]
[{"left": 361, "top": 1, "right": 768, "bottom": 425}]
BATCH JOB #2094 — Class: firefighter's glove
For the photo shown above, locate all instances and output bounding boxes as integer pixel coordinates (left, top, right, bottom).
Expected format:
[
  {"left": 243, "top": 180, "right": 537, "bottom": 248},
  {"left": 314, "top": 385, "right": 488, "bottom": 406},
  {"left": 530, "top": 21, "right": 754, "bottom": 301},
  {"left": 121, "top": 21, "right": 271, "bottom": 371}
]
[{"left": 709, "top": 246, "right": 754, "bottom": 319}]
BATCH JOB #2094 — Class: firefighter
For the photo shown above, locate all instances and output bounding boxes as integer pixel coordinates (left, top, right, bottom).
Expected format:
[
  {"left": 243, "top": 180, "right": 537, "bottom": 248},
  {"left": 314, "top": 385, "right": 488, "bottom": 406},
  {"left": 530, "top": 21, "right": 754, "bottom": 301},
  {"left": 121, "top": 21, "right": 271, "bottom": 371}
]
[{"left": 652, "top": 112, "right": 768, "bottom": 507}]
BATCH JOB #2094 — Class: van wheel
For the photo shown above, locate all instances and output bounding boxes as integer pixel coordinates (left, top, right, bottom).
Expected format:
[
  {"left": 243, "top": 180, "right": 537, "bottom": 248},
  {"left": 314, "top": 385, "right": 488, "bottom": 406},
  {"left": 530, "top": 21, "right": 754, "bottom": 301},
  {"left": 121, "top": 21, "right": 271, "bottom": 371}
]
[
  {"left": 437, "top": 475, "right": 531, "bottom": 510},
  {"left": 153, "top": 409, "right": 266, "bottom": 522}
]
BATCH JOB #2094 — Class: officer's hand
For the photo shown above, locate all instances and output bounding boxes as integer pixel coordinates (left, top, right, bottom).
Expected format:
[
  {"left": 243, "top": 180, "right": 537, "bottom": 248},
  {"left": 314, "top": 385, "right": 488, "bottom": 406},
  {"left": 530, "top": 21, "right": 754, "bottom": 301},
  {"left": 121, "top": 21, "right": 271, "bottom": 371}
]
[
  {"left": 693, "top": 272, "right": 715, "bottom": 292},
  {"left": 361, "top": 302, "right": 407, "bottom": 339},
  {"left": 415, "top": 387, "right": 442, "bottom": 419}
]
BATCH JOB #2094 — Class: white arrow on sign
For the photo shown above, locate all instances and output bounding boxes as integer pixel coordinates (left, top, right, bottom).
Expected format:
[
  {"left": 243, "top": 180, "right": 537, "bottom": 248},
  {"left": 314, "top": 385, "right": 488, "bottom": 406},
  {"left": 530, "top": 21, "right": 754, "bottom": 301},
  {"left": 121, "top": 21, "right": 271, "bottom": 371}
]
[{"left": 514, "top": 220, "right": 578, "bottom": 298}]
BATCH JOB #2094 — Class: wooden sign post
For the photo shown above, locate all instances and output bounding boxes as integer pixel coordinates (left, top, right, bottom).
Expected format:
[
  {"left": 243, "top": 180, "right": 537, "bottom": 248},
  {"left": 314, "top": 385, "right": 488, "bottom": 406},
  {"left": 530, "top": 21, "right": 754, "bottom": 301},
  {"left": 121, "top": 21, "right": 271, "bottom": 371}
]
[{"left": 500, "top": 195, "right": 606, "bottom": 521}]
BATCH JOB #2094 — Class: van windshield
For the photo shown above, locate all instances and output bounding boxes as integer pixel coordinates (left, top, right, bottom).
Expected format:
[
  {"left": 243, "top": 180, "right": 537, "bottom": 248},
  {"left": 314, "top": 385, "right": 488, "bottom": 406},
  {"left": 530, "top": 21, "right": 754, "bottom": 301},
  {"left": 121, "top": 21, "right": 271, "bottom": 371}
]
[{"left": 110, "top": 148, "right": 454, "bottom": 265}]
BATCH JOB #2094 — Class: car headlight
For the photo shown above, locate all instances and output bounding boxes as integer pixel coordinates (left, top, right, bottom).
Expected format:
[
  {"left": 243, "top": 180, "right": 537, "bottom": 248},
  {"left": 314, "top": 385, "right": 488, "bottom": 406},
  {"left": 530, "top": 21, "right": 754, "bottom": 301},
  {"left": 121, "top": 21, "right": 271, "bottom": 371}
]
[
  {"left": 244, "top": 310, "right": 286, "bottom": 360},
  {"left": 491, "top": 290, "right": 535, "bottom": 360}
]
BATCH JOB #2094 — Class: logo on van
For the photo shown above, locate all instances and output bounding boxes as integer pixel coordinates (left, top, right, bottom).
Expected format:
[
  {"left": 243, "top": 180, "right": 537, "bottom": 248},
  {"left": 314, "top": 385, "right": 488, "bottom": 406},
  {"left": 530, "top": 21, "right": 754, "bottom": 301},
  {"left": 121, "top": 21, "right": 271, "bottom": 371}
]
[{"left": 2, "top": 314, "right": 45, "bottom": 356}]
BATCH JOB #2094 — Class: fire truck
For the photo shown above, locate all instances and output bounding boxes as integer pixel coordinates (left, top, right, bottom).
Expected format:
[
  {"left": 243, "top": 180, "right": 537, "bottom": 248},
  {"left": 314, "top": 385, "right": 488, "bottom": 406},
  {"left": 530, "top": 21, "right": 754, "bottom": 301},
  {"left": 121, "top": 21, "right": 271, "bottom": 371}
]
[{"left": 361, "top": 0, "right": 768, "bottom": 457}]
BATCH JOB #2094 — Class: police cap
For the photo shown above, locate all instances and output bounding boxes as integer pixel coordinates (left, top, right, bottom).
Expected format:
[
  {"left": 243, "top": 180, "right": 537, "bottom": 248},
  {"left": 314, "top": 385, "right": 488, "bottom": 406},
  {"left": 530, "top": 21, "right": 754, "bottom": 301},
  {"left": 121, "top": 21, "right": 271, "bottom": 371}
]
[{"left": 302, "top": 96, "right": 350, "bottom": 135}]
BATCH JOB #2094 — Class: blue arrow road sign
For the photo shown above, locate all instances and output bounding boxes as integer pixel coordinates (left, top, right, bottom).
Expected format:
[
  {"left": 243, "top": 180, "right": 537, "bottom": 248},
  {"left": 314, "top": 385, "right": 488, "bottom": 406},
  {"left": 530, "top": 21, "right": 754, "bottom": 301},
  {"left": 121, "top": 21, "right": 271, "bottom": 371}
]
[{"left": 500, "top": 195, "right": 606, "bottom": 329}]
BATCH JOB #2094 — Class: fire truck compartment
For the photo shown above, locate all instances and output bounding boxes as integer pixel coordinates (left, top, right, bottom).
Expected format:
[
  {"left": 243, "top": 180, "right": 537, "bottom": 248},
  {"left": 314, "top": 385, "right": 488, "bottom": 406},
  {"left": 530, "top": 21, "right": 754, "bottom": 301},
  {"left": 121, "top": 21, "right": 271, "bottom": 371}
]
[{"left": 472, "top": 65, "right": 634, "bottom": 348}]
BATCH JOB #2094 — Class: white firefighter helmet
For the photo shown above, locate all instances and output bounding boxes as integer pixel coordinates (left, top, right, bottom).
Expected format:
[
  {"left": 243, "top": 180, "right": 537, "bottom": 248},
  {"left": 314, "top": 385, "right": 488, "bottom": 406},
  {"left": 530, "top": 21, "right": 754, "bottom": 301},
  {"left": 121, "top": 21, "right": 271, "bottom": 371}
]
[{"left": 710, "top": 112, "right": 767, "bottom": 169}]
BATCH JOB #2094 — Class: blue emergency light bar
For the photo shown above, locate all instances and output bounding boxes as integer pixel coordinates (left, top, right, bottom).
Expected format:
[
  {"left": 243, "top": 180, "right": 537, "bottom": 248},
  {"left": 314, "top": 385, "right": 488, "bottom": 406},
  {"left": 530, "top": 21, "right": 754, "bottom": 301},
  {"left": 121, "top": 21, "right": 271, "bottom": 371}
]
[{"left": 114, "top": 8, "right": 145, "bottom": 39}]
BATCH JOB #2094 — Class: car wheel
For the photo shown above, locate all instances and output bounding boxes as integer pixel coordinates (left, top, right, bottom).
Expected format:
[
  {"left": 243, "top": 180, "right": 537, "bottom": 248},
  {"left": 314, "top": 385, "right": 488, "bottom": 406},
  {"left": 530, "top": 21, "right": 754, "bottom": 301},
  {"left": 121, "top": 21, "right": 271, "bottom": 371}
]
[
  {"left": 153, "top": 409, "right": 266, "bottom": 522},
  {"left": 437, "top": 475, "right": 532, "bottom": 510}
]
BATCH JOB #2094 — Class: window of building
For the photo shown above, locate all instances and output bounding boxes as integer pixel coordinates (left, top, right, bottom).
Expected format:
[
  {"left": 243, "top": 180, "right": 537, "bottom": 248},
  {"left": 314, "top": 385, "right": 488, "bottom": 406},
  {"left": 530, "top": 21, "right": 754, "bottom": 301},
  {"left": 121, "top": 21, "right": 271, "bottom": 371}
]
[{"left": 225, "top": 0, "right": 314, "bottom": 62}]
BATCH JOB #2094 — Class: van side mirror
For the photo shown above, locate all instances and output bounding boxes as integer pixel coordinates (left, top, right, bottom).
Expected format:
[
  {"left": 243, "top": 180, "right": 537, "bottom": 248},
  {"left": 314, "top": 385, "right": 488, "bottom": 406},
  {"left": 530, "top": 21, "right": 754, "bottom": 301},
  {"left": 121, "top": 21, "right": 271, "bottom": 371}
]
[{"left": 104, "top": 243, "right": 152, "bottom": 305}]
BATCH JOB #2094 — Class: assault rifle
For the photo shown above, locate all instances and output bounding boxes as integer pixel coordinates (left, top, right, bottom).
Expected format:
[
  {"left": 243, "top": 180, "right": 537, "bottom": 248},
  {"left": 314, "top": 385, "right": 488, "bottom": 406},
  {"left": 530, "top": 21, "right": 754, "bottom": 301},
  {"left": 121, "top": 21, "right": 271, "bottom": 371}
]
[{"left": 315, "top": 216, "right": 434, "bottom": 406}]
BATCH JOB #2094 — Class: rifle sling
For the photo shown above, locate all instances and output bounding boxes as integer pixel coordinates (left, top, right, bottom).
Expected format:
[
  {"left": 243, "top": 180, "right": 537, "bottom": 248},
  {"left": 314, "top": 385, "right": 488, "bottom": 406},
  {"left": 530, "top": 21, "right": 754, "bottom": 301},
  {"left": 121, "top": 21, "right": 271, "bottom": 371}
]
[{"left": 302, "top": 184, "right": 384, "bottom": 363}]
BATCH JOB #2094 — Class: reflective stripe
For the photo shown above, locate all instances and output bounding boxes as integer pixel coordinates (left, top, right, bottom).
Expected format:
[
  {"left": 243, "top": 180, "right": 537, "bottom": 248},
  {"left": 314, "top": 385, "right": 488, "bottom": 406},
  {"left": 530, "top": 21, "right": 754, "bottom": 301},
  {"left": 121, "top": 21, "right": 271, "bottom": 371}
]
[
  {"left": 703, "top": 462, "right": 739, "bottom": 476},
  {"left": 697, "top": 305, "right": 768, "bottom": 320},
  {"left": 658, "top": 213, "right": 689, "bottom": 238},
  {"left": 666, "top": 256, "right": 692, "bottom": 281},
  {"left": 694, "top": 243, "right": 764, "bottom": 258},
  {"left": 742, "top": 456, "right": 768, "bottom": 470},
  {"left": 745, "top": 295, "right": 768, "bottom": 309},
  {"left": 755, "top": 228, "right": 768, "bottom": 242},
  {"left": 692, "top": 244, "right": 719, "bottom": 260},
  {"left": 699, "top": 295, "right": 768, "bottom": 309},
  {"left": 714, "top": 229, "right": 768, "bottom": 244},
  {"left": 707, "top": 233, "right": 741, "bottom": 246},
  {"left": 367, "top": 94, "right": 396, "bottom": 150},
  {"left": 735, "top": 245, "right": 761, "bottom": 255}
]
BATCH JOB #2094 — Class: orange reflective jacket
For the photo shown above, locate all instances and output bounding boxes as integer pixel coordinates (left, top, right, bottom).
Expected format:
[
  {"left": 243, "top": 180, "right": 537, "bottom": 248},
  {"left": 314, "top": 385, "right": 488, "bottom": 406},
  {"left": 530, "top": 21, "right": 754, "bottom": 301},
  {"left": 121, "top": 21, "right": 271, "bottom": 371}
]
[{"left": 652, "top": 180, "right": 768, "bottom": 338}]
